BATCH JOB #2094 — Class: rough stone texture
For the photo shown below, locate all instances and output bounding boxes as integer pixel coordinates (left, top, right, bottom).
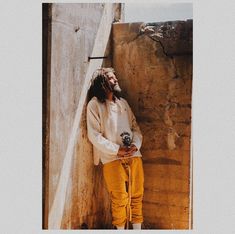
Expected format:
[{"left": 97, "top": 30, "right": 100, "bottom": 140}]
[
  {"left": 45, "top": 5, "right": 192, "bottom": 229},
  {"left": 46, "top": 3, "right": 122, "bottom": 229},
  {"left": 140, "top": 20, "right": 192, "bottom": 55},
  {"left": 112, "top": 21, "right": 192, "bottom": 229}
]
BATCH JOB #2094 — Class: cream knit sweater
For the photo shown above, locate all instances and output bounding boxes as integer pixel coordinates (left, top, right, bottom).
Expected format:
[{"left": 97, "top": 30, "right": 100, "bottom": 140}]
[{"left": 86, "top": 96, "right": 143, "bottom": 165}]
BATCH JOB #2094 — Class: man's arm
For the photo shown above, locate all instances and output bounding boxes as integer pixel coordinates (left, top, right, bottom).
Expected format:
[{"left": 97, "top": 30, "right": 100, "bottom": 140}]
[
  {"left": 123, "top": 99, "right": 143, "bottom": 150},
  {"left": 87, "top": 101, "right": 120, "bottom": 155},
  {"left": 130, "top": 113, "right": 143, "bottom": 150}
]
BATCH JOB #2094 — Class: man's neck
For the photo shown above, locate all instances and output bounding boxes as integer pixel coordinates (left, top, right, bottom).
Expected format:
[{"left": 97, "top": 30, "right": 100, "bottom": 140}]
[{"left": 106, "top": 92, "right": 114, "bottom": 102}]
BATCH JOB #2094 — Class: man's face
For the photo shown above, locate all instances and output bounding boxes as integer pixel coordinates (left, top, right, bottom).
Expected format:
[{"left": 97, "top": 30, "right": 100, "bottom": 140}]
[{"left": 106, "top": 72, "right": 122, "bottom": 92}]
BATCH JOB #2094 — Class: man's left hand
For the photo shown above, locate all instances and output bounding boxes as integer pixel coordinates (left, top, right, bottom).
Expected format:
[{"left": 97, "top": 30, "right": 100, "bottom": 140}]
[{"left": 127, "top": 144, "right": 138, "bottom": 155}]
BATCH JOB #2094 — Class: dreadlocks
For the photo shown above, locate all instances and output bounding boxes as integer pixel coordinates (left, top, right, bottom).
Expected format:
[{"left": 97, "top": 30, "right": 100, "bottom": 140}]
[{"left": 87, "top": 67, "right": 121, "bottom": 103}]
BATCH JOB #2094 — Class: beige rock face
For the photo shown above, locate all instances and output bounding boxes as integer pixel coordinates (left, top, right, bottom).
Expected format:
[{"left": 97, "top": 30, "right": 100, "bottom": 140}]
[
  {"left": 112, "top": 21, "right": 192, "bottom": 229},
  {"left": 44, "top": 4, "right": 192, "bottom": 228},
  {"left": 44, "top": 3, "right": 122, "bottom": 229}
]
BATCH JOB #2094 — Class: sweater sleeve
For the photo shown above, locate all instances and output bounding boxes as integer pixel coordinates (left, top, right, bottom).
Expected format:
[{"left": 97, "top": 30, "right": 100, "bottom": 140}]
[
  {"left": 86, "top": 100, "right": 120, "bottom": 155},
  {"left": 123, "top": 99, "right": 143, "bottom": 150}
]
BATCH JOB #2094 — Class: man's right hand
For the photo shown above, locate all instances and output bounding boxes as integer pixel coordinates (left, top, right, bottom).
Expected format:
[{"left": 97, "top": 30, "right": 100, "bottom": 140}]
[{"left": 117, "top": 146, "right": 134, "bottom": 158}]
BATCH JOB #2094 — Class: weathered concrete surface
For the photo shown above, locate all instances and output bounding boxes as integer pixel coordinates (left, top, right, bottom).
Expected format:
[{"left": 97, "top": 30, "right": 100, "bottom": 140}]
[
  {"left": 45, "top": 5, "right": 192, "bottom": 229},
  {"left": 45, "top": 3, "right": 123, "bottom": 229},
  {"left": 112, "top": 21, "right": 192, "bottom": 229},
  {"left": 140, "top": 20, "right": 192, "bottom": 55}
]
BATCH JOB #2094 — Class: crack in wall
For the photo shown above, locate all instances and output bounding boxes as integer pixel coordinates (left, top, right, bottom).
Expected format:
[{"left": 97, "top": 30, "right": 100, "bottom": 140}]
[
  {"left": 137, "top": 22, "right": 192, "bottom": 150},
  {"left": 147, "top": 35, "right": 181, "bottom": 81},
  {"left": 139, "top": 21, "right": 192, "bottom": 80}
]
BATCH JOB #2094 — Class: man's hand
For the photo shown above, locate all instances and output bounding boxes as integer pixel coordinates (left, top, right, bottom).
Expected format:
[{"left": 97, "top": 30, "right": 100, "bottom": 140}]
[
  {"left": 129, "top": 144, "right": 138, "bottom": 154},
  {"left": 117, "top": 146, "right": 130, "bottom": 158},
  {"left": 117, "top": 144, "right": 138, "bottom": 158}
]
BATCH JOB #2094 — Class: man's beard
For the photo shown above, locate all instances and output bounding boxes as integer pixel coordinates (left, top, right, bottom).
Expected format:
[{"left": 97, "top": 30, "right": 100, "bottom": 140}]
[{"left": 113, "top": 83, "right": 122, "bottom": 93}]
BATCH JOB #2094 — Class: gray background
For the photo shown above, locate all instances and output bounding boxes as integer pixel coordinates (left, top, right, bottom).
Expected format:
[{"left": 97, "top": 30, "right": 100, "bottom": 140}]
[
  {"left": 125, "top": 2, "right": 193, "bottom": 22},
  {"left": 0, "top": 0, "right": 235, "bottom": 233}
]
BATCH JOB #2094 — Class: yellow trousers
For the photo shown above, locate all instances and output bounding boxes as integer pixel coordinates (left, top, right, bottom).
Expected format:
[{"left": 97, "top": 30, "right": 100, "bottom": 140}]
[{"left": 103, "top": 157, "right": 144, "bottom": 227}]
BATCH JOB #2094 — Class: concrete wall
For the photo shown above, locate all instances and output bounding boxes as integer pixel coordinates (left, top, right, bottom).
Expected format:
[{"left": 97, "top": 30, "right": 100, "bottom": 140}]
[
  {"left": 112, "top": 20, "right": 192, "bottom": 229},
  {"left": 44, "top": 3, "right": 123, "bottom": 229},
  {"left": 44, "top": 4, "right": 192, "bottom": 228}
]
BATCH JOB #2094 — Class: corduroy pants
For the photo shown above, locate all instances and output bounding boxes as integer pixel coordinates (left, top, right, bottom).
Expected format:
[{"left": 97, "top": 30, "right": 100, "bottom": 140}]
[{"left": 103, "top": 157, "right": 144, "bottom": 227}]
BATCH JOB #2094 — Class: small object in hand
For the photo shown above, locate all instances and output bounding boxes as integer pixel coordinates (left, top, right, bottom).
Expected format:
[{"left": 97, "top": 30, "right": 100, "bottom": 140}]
[{"left": 120, "top": 132, "right": 131, "bottom": 147}]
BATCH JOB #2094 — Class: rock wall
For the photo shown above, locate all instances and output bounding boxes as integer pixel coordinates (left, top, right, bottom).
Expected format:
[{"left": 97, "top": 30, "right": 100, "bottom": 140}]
[
  {"left": 43, "top": 3, "right": 122, "bottom": 229},
  {"left": 112, "top": 20, "right": 192, "bottom": 229},
  {"left": 44, "top": 5, "right": 192, "bottom": 228}
]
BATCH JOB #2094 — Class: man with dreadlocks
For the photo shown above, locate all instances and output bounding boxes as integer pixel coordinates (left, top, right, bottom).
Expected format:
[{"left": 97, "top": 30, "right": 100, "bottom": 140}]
[{"left": 86, "top": 67, "right": 144, "bottom": 230}]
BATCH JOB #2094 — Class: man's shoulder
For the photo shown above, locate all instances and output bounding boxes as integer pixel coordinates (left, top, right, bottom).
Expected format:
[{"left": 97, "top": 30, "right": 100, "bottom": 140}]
[
  {"left": 88, "top": 96, "right": 98, "bottom": 104},
  {"left": 119, "top": 97, "right": 130, "bottom": 107},
  {"left": 87, "top": 97, "right": 103, "bottom": 109},
  {"left": 119, "top": 97, "right": 127, "bottom": 103}
]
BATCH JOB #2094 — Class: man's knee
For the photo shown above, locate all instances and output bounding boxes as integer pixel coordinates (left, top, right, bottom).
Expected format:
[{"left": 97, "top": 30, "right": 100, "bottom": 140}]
[{"left": 111, "top": 191, "right": 128, "bottom": 206}]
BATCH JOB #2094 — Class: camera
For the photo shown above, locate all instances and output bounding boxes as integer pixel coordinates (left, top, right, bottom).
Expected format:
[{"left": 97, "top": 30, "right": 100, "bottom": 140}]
[{"left": 120, "top": 132, "right": 131, "bottom": 147}]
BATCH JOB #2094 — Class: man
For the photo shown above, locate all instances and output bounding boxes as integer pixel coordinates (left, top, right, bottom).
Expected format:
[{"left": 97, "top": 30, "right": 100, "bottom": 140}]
[{"left": 86, "top": 67, "right": 144, "bottom": 230}]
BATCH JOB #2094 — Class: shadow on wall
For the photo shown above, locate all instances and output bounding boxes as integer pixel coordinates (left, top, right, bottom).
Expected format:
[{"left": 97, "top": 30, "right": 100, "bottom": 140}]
[{"left": 43, "top": 1, "right": 193, "bottom": 229}]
